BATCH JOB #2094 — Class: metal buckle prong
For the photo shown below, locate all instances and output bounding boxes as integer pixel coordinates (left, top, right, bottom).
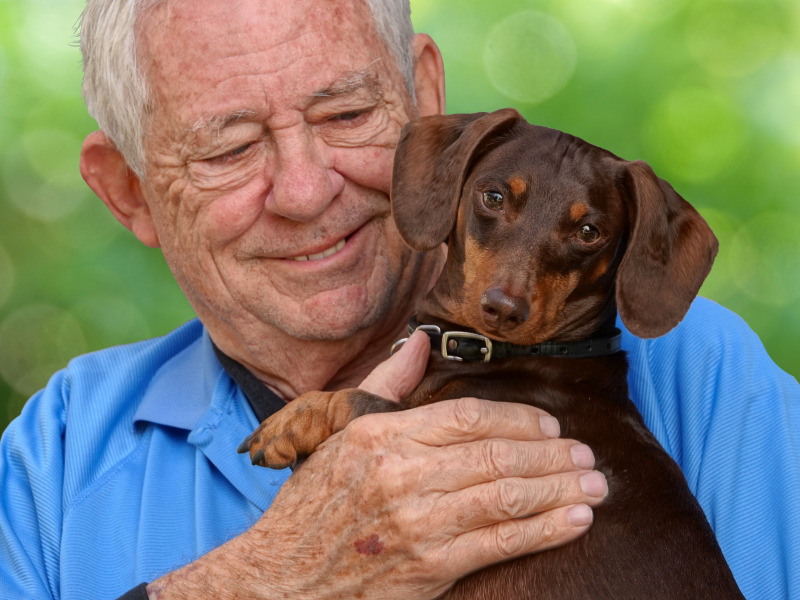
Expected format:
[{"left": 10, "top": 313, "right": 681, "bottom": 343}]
[
  {"left": 392, "top": 325, "right": 444, "bottom": 356},
  {"left": 416, "top": 325, "right": 442, "bottom": 335},
  {"left": 441, "top": 332, "right": 493, "bottom": 362}
]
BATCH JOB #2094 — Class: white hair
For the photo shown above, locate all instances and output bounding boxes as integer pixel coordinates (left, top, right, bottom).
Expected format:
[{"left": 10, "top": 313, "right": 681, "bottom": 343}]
[{"left": 79, "top": 0, "right": 416, "bottom": 178}]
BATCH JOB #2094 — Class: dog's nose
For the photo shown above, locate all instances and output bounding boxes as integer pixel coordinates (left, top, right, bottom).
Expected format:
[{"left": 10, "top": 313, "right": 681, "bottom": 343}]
[{"left": 481, "top": 287, "right": 530, "bottom": 330}]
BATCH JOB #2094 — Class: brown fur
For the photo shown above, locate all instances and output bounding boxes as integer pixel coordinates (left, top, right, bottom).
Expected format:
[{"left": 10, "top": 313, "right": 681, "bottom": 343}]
[{"left": 244, "top": 111, "right": 740, "bottom": 599}]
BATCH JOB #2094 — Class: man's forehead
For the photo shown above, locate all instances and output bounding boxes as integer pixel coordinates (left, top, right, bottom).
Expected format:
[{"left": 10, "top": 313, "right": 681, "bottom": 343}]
[{"left": 140, "top": 0, "right": 389, "bottom": 117}]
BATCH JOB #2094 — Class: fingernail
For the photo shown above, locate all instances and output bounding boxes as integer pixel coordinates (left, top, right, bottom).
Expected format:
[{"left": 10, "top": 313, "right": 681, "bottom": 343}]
[
  {"left": 410, "top": 329, "right": 428, "bottom": 343},
  {"left": 568, "top": 504, "right": 593, "bottom": 527},
  {"left": 570, "top": 444, "right": 595, "bottom": 469},
  {"left": 539, "top": 415, "right": 560, "bottom": 438},
  {"left": 579, "top": 471, "right": 608, "bottom": 498}
]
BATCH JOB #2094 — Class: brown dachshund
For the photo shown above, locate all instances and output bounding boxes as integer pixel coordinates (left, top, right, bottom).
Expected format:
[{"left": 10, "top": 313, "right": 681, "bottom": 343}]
[{"left": 239, "top": 109, "right": 744, "bottom": 599}]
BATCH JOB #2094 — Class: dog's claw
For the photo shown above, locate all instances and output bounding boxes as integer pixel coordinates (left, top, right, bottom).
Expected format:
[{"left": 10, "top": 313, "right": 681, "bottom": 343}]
[
  {"left": 237, "top": 434, "right": 254, "bottom": 454},
  {"left": 251, "top": 448, "right": 266, "bottom": 466}
]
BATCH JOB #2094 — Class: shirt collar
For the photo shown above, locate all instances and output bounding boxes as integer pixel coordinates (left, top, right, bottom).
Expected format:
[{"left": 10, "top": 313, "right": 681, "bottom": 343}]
[{"left": 133, "top": 327, "right": 224, "bottom": 430}]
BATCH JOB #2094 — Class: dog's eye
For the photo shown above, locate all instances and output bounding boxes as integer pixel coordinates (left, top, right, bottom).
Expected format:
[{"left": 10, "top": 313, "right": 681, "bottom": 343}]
[
  {"left": 482, "top": 191, "right": 504, "bottom": 211},
  {"left": 577, "top": 224, "right": 600, "bottom": 243}
]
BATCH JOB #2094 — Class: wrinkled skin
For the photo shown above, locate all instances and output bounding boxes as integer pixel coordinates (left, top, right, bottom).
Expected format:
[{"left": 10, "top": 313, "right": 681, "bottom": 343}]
[
  {"left": 79, "top": 1, "right": 607, "bottom": 598},
  {"left": 132, "top": 0, "right": 439, "bottom": 397}
]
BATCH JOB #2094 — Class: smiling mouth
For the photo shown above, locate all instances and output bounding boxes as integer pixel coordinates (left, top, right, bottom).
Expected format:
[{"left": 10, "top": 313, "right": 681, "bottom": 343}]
[{"left": 289, "top": 237, "right": 347, "bottom": 262}]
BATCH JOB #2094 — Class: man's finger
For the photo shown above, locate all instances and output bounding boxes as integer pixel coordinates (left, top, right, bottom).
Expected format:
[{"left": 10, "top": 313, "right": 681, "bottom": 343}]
[
  {"left": 439, "top": 504, "right": 594, "bottom": 579},
  {"left": 421, "top": 438, "right": 594, "bottom": 493},
  {"left": 397, "top": 397, "right": 561, "bottom": 445},
  {"left": 441, "top": 469, "right": 607, "bottom": 536},
  {"left": 359, "top": 329, "right": 431, "bottom": 401}
]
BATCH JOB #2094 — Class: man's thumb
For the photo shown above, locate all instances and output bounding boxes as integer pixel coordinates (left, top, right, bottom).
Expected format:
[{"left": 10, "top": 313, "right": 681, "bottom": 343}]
[{"left": 359, "top": 329, "right": 431, "bottom": 401}]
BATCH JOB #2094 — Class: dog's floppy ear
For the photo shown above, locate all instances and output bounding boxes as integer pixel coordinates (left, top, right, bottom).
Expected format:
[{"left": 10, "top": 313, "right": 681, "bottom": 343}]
[
  {"left": 616, "top": 160, "right": 718, "bottom": 338},
  {"left": 391, "top": 109, "right": 523, "bottom": 250}
]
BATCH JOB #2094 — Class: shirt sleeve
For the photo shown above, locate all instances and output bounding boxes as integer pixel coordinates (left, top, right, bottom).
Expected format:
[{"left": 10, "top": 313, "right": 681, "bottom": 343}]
[
  {"left": 116, "top": 583, "right": 149, "bottom": 600},
  {"left": 0, "top": 370, "right": 69, "bottom": 599},
  {"left": 623, "top": 297, "right": 800, "bottom": 600}
]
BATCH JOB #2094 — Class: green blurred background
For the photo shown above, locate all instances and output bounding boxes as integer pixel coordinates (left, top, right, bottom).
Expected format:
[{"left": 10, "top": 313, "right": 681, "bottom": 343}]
[{"left": 0, "top": 0, "right": 798, "bottom": 433}]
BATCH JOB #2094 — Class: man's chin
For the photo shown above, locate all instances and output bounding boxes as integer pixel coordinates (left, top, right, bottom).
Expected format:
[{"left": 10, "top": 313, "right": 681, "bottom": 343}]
[{"left": 251, "top": 283, "right": 397, "bottom": 342}]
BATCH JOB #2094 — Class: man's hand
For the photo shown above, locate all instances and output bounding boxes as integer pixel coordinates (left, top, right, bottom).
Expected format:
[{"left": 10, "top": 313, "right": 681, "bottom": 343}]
[{"left": 147, "top": 331, "right": 606, "bottom": 600}]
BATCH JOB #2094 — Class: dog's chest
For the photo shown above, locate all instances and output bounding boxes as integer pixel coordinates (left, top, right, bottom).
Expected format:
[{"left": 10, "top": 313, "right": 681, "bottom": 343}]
[{"left": 411, "top": 355, "right": 742, "bottom": 600}]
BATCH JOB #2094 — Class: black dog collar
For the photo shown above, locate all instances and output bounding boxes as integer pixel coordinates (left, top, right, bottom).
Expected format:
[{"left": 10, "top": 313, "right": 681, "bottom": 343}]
[{"left": 391, "top": 315, "right": 622, "bottom": 362}]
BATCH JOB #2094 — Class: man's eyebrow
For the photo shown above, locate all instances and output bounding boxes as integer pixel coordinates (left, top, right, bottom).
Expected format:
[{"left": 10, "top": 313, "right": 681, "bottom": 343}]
[
  {"left": 309, "top": 66, "right": 384, "bottom": 103},
  {"left": 190, "top": 109, "right": 258, "bottom": 134},
  {"left": 188, "top": 66, "right": 384, "bottom": 136}
]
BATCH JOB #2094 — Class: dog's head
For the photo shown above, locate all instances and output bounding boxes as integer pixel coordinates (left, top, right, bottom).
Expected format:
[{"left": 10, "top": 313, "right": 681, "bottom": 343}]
[{"left": 391, "top": 109, "right": 718, "bottom": 343}]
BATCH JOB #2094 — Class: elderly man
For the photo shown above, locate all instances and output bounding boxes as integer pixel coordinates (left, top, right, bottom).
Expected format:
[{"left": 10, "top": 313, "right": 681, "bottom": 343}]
[{"left": 0, "top": 0, "right": 797, "bottom": 599}]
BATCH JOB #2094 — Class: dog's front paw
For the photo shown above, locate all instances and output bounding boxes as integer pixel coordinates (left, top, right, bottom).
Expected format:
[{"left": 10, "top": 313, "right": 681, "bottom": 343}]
[{"left": 237, "top": 390, "right": 337, "bottom": 469}]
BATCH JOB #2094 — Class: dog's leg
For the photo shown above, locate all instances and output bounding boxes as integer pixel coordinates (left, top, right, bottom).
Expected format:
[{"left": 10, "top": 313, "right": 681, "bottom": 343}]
[{"left": 238, "top": 389, "right": 401, "bottom": 469}]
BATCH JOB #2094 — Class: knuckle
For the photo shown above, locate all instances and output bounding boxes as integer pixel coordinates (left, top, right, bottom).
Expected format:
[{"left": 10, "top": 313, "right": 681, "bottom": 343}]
[
  {"left": 536, "top": 514, "right": 563, "bottom": 546},
  {"left": 542, "top": 475, "right": 571, "bottom": 507},
  {"left": 344, "top": 413, "right": 385, "bottom": 447},
  {"left": 419, "top": 546, "right": 450, "bottom": 581},
  {"left": 542, "top": 439, "right": 570, "bottom": 471},
  {"left": 450, "top": 397, "right": 487, "bottom": 434},
  {"left": 495, "top": 479, "right": 526, "bottom": 519},
  {"left": 393, "top": 506, "right": 422, "bottom": 541},
  {"left": 493, "top": 522, "right": 526, "bottom": 557},
  {"left": 481, "top": 439, "right": 515, "bottom": 478}
]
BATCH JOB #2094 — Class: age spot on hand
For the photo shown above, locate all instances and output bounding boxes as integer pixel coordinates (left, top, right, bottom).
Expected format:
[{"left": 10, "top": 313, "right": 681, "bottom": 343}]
[{"left": 354, "top": 534, "right": 385, "bottom": 555}]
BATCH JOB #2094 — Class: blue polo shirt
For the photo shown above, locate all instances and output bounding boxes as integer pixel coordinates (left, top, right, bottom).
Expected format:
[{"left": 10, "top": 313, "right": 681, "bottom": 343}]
[{"left": 0, "top": 298, "right": 798, "bottom": 599}]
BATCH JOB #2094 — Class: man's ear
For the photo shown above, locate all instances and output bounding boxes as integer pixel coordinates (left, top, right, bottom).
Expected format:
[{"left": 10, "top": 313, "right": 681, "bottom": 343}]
[
  {"left": 392, "top": 109, "right": 522, "bottom": 251},
  {"left": 616, "top": 160, "right": 718, "bottom": 338},
  {"left": 411, "top": 33, "right": 446, "bottom": 118},
  {"left": 80, "top": 131, "right": 160, "bottom": 248}
]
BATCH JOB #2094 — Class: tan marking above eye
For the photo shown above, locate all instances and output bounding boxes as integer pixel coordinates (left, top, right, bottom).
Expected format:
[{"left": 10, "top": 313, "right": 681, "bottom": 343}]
[
  {"left": 508, "top": 177, "right": 527, "bottom": 196},
  {"left": 570, "top": 203, "right": 589, "bottom": 220}
]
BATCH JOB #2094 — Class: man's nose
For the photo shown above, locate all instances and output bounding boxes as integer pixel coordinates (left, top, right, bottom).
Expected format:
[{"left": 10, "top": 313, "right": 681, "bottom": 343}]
[{"left": 267, "top": 127, "right": 345, "bottom": 222}]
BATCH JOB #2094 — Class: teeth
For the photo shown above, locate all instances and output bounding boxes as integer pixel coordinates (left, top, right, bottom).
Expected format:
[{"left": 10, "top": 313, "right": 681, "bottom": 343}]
[{"left": 292, "top": 238, "right": 346, "bottom": 262}]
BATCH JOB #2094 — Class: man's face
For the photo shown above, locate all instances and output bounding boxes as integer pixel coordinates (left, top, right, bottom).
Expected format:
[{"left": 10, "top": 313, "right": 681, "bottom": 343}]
[{"left": 138, "top": 0, "right": 421, "bottom": 341}]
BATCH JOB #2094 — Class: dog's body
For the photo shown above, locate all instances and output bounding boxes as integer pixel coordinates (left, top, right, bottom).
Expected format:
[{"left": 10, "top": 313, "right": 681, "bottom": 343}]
[
  {"left": 400, "top": 343, "right": 740, "bottom": 599},
  {"left": 240, "top": 110, "right": 744, "bottom": 598}
]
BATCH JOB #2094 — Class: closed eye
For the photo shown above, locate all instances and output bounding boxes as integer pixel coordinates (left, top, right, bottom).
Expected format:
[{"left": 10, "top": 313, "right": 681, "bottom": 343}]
[
  {"left": 206, "top": 142, "right": 254, "bottom": 164},
  {"left": 327, "top": 108, "right": 372, "bottom": 125}
]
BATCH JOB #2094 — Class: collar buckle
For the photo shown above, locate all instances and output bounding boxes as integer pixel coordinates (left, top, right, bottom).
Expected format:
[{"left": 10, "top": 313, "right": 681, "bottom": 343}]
[{"left": 441, "top": 332, "right": 493, "bottom": 362}]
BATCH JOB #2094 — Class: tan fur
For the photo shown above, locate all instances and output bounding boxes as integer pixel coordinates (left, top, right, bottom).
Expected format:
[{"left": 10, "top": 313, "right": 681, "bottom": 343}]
[
  {"left": 570, "top": 203, "right": 588, "bottom": 220},
  {"left": 509, "top": 177, "right": 527, "bottom": 196}
]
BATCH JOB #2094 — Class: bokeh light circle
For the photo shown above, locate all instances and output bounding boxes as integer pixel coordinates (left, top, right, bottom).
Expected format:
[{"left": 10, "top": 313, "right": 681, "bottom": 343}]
[
  {"left": 0, "top": 244, "right": 14, "bottom": 310},
  {"left": 0, "top": 43, "right": 6, "bottom": 93},
  {"left": 484, "top": 11, "right": 577, "bottom": 105},
  {"left": 17, "top": 1, "right": 86, "bottom": 95},
  {"left": 2, "top": 149, "right": 89, "bottom": 222},
  {"left": 72, "top": 295, "right": 152, "bottom": 347},
  {"left": 695, "top": 207, "right": 740, "bottom": 302},
  {"left": 685, "top": 0, "right": 780, "bottom": 78},
  {"left": 729, "top": 212, "right": 800, "bottom": 306},
  {"left": 751, "top": 54, "right": 800, "bottom": 147},
  {"left": 0, "top": 304, "right": 87, "bottom": 396},
  {"left": 605, "top": 0, "right": 688, "bottom": 23},
  {"left": 22, "top": 129, "right": 85, "bottom": 190},
  {"left": 644, "top": 86, "right": 746, "bottom": 183}
]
